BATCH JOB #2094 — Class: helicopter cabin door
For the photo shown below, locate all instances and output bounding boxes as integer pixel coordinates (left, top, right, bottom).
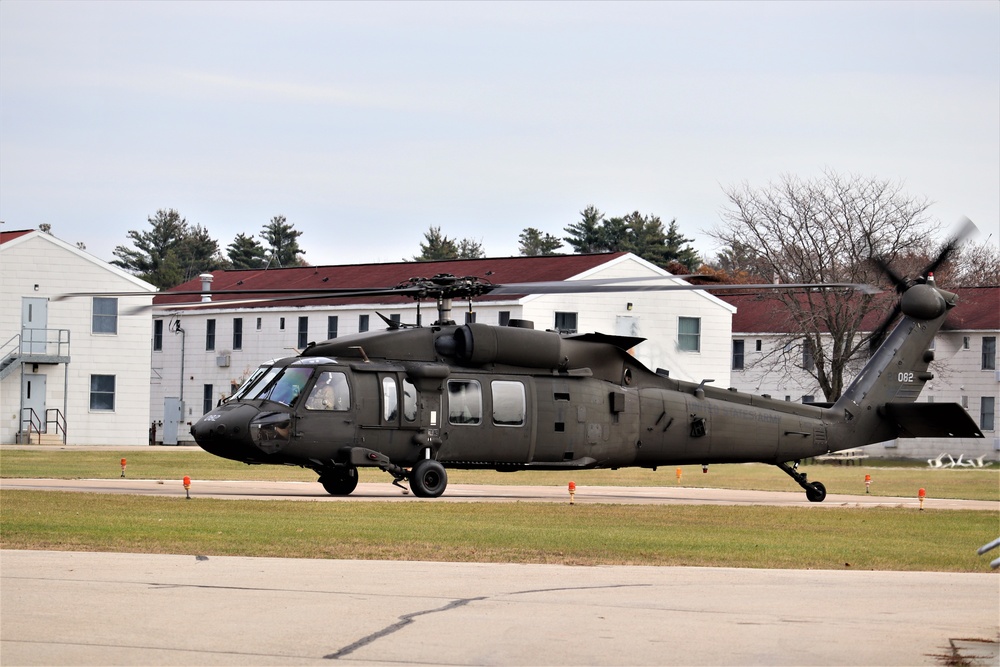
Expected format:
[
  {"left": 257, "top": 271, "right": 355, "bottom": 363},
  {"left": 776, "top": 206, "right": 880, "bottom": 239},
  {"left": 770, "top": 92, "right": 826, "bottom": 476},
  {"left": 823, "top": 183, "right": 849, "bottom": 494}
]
[{"left": 438, "top": 376, "right": 532, "bottom": 465}]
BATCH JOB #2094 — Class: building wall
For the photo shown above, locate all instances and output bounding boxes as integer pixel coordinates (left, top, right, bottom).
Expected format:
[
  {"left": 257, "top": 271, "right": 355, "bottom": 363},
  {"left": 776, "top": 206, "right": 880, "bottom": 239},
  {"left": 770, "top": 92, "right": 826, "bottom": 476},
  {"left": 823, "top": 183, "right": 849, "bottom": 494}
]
[{"left": 1, "top": 233, "right": 155, "bottom": 445}]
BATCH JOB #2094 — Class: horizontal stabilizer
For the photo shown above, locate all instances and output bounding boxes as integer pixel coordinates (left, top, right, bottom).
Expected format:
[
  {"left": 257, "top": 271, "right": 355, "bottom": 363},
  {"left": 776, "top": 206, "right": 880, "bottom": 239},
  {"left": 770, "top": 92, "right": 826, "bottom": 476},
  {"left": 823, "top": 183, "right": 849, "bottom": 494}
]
[{"left": 884, "top": 403, "right": 984, "bottom": 438}]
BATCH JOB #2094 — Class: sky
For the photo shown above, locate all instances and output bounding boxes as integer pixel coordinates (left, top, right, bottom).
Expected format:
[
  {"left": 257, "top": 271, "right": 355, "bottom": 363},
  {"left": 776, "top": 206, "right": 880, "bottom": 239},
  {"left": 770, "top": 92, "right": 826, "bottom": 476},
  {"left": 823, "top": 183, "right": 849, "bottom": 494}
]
[{"left": 1, "top": 1, "right": 998, "bottom": 270}]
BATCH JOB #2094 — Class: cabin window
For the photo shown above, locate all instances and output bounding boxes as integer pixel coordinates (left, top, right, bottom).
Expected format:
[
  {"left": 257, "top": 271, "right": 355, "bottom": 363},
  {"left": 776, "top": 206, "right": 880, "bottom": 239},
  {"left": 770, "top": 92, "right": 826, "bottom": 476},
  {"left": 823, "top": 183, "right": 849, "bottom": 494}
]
[
  {"left": 233, "top": 317, "right": 243, "bottom": 350},
  {"left": 359, "top": 314, "right": 369, "bottom": 333},
  {"left": 153, "top": 319, "right": 163, "bottom": 351},
  {"left": 382, "top": 377, "right": 399, "bottom": 422},
  {"left": 983, "top": 337, "right": 997, "bottom": 370},
  {"left": 554, "top": 312, "right": 577, "bottom": 334},
  {"left": 732, "top": 340, "right": 745, "bottom": 370},
  {"left": 92, "top": 297, "right": 118, "bottom": 334},
  {"left": 304, "top": 371, "right": 350, "bottom": 411},
  {"left": 327, "top": 316, "right": 339, "bottom": 339},
  {"left": 89, "top": 374, "right": 116, "bottom": 411},
  {"left": 448, "top": 379, "right": 482, "bottom": 425},
  {"left": 298, "top": 316, "right": 309, "bottom": 348},
  {"left": 677, "top": 317, "right": 700, "bottom": 352},
  {"left": 205, "top": 319, "right": 216, "bottom": 351},
  {"left": 492, "top": 380, "right": 525, "bottom": 426},
  {"left": 402, "top": 380, "right": 417, "bottom": 422}
]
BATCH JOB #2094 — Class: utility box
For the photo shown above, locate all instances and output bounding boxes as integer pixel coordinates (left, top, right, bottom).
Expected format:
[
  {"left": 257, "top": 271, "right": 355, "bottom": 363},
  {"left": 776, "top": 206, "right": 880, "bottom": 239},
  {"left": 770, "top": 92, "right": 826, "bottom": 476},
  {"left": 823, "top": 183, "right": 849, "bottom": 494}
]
[{"left": 162, "top": 398, "right": 184, "bottom": 445}]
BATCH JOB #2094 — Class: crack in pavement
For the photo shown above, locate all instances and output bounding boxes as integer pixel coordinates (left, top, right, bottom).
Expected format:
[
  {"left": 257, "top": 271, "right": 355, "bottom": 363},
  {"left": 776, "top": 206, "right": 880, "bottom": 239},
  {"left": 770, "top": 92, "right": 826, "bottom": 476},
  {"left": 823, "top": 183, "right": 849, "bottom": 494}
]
[{"left": 324, "top": 596, "right": 487, "bottom": 659}]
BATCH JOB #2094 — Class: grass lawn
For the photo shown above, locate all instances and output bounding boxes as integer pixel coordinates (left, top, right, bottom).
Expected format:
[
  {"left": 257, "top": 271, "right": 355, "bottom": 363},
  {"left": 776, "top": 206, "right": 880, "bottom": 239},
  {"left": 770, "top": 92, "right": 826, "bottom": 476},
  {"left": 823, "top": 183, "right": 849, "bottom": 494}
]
[
  {"left": 2, "top": 489, "right": 996, "bottom": 572},
  {"left": 2, "top": 448, "right": 997, "bottom": 501}
]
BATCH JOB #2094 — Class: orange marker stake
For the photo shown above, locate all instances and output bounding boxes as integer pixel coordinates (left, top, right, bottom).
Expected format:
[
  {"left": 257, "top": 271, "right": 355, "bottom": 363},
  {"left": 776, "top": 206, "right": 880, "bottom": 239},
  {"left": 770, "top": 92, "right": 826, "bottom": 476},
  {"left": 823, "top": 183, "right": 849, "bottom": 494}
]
[
  {"left": 675, "top": 467, "right": 682, "bottom": 483},
  {"left": 864, "top": 474, "right": 871, "bottom": 494},
  {"left": 183, "top": 476, "right": 191, "bottom": 500},
  {"left": 918, "top": 487, "right": 926, "bottom": 511},
  {"left": 120, "top": 458, "right": 127, "bottom": 478},
  {"left": 568, "top": 481, "right": 576, "bottom": 505}
]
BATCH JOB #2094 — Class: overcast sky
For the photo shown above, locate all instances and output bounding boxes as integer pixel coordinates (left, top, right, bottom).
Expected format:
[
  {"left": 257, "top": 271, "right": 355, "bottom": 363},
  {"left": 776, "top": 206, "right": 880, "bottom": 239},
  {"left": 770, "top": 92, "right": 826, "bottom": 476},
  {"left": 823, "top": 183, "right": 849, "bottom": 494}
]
[{"left": 2, "top": 1, "right": 997, "bottom": 269}]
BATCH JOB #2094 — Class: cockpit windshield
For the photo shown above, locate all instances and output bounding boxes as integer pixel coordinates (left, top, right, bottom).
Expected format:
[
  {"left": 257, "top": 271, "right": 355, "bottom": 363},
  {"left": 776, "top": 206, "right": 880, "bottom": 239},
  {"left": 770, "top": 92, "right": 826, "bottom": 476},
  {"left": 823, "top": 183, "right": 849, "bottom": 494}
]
[
  {"left": 244, "top": 367, "right": 315, "bottom": 406},
  {"left": 231, "top": 365, "right": 271, "bottom": 401}
]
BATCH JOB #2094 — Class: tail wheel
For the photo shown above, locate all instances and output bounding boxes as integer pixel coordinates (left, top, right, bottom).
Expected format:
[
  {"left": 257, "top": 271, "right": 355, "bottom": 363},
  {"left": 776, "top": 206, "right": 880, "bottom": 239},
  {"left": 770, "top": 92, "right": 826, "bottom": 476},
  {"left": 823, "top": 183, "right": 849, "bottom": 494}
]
[
  {"left": 806, "top": 481, "right": 827, "bottom": 503},
  {"left": 410, "top": 459, "right": 448, "bottom": 498},
  {"left": 319, "top": 466, "right": 359, "bottom": 496}
]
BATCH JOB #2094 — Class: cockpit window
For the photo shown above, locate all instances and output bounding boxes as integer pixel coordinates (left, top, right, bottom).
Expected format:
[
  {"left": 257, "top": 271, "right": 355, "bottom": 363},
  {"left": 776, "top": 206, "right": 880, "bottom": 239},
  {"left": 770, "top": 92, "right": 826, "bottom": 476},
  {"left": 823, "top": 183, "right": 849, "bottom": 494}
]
[
  {"left": 254, "top": 367, "right": 314, "bottom": 406},
  {"left": 242, "top": 367, "right": 282, "bottom": 401},
  {"left": 304, "top": 371, "right": 351, "bottom": 411},
  {"left": 232, "top": 366, "right": 270, "bottom": 400}
]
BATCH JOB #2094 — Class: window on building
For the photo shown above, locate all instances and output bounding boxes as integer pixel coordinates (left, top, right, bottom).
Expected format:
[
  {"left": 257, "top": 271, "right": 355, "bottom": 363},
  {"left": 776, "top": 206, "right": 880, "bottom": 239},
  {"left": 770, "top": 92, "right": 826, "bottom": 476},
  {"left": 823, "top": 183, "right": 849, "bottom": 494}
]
[
  {"left": 983, "top": 336, "right": 996, "bottom": 370},
  {"left": 755, "top": 339, "right": 762, "bottom": 352},
  {"left": 732, "top": 340, "right": 745, "bottom": 370},
  {"left": 464, "top": 311, "right": 477, "bottom": 324},
  {"left": 203, "top": 384, "right": 214, "bottom": 414},
  {"left": 962, "top": 336, "right": 970, "bottom": 350},
  {"left": 982, "top": 396, "right": 996, "bottom": 431},
  {"left": 233, "top": 318, "right": 243, "bottom": 350},
  {"left": 90, "top": 375, "right": 116, "bottom": 411},
  {"left": 448, "top": 379, "right": 482, "bottom": 425},
  {"left": 298, "top": 316, "right": 309, "bottom": 349},
  {"left": 802, "top": 395, "right": 815, "bottom": 404},
  {"left": 279, "top": 317, "right": 285, "bottom": 330},
  {"left": 492, "top": 380, "right": 525, "bottom": 426},
  {"left": 206, "top": 319, "right": 216, "bottom": 351},
  {"left": 327, "top": 316, "right": 339, "bottom": 339},
  {"left": 678, "top": 317, "right": 700, "bottom": 352},
  {"left": 499, "top": 311, "right": 510, "bottom": 326},
  {"left": 256, "top": 317, "right": 262, "bottom": 331},
  {"left": 359, "top": 314, "right": 369, "bottom": 332},
  {"left": 802, "top": 340, "right": 815, "bottom": 371},
  {"left": 92, "top": 297, "right": 118, "bottom": 334},
  {"left": 153, "top": 319, "right": 163, "bottom": 351},
  {"left": 554, "top": 312, "right": 577, "bottom": 333}
]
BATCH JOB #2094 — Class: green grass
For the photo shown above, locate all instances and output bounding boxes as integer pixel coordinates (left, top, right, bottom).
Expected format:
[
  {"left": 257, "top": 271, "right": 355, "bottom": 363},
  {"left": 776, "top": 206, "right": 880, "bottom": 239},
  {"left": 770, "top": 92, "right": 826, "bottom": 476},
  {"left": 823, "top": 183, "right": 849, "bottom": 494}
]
[
  {"left": 2, "top": 449, "right": 997, "bottom": 501},
  {"left": 2, "top": 490, "right": 996, "bottom": 572}
]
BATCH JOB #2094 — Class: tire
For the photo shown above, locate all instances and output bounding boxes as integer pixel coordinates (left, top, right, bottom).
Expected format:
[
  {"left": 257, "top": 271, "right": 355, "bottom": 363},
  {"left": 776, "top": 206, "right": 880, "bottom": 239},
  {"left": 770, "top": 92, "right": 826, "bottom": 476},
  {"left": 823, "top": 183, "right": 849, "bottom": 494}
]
[
  {"left": 319, "top": 466, "right": 359, "bottom": 496},
  {"left": 409, "top": 459, "right": 448, "bottom": 498},
  {"left": 806, "top": 481, "right": 827, "bottom": 503}
]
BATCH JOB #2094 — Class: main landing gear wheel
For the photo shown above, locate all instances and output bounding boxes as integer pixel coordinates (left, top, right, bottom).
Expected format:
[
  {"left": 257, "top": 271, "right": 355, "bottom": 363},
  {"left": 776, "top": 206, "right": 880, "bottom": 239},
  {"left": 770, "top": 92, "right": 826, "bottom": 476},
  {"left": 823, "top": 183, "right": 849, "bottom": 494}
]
[
  {"left": 409, "top": 459, "right": 448, "bottom": 498},
  {"left": 805, "top": 481, "right": 827, "bottom": 503},
  {"left": 319, "top": 466, "right": 359, "bottom": 496}
]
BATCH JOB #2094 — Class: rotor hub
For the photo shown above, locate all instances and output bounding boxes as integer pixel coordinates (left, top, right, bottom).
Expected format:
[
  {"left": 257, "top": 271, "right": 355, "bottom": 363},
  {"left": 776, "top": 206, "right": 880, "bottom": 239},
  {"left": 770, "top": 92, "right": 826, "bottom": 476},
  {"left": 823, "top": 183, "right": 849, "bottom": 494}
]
[{"left": 900, "top": 283, "right": 947, "bottom": 321}]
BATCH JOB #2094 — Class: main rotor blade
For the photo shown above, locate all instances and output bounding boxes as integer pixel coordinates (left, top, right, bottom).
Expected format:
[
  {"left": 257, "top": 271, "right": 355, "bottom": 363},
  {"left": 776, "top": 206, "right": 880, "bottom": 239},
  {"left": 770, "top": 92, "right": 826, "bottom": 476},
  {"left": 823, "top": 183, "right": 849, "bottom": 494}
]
[
  {"left": 486, "top": 280, "right": 879, "bottom": 296},
  {"left": 921, "top": 216, "right": 978, "bottom": 278}
]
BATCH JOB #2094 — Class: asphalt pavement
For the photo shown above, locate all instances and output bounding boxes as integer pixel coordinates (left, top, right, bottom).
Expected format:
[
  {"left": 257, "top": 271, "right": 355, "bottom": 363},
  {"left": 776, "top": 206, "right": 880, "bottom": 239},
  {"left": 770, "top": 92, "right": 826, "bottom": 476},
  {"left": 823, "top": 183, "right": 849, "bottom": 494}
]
[{"left": 2, "top": 550, "right": 998, "bottom": 666}]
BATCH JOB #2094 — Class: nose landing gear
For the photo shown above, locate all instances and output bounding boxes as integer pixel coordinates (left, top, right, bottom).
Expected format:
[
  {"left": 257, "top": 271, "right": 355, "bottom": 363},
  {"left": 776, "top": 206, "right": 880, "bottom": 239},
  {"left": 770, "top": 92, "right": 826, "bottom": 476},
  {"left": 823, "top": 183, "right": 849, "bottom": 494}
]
[{"left": 776, "top": 460, "right": 827, "bottom": 502}]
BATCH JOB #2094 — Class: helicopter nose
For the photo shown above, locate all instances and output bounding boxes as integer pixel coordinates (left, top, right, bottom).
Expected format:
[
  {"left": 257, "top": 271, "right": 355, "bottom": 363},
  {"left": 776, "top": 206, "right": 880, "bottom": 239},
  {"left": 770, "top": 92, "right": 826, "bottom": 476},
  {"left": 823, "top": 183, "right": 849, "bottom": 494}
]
[{"left": 191, "top": 403, "right": 259, "bottom": 462}]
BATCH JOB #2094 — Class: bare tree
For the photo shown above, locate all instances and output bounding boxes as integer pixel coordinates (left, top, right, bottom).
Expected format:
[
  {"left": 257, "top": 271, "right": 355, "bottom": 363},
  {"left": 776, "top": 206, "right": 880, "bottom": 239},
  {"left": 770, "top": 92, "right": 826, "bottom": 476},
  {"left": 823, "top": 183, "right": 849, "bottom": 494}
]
[{"left": 709, "top": 170, "right": 937, "bottom": 401}]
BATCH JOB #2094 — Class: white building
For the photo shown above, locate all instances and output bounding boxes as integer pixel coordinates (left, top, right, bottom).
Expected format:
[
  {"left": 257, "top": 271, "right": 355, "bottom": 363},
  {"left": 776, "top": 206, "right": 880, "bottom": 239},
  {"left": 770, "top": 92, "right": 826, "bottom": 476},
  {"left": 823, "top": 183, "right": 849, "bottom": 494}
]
[
  {"left": 1, "top": 230, "right": 156, "bottom": 445},
  {"left": 151, "top": 252, "right": 735, "bottom": 444},
  {"left": 722, "top": 288, "right": 999, "bottom": 462}
]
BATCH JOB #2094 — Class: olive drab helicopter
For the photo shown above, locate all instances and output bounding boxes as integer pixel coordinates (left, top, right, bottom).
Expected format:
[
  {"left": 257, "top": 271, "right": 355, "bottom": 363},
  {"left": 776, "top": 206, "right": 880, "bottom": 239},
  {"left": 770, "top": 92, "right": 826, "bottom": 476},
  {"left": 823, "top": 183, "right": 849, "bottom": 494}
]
[
  {"left": 175, "top": 240, "right": 984, "bottom": 501},
  {"left": 61, "top": 237, "right": 984, "bottom": 501}
]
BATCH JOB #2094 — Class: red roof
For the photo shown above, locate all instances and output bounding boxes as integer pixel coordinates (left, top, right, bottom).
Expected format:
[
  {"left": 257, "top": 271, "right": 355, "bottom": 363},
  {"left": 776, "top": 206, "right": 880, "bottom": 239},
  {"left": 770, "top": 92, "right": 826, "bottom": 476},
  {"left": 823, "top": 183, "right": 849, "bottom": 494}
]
[
  {"left": 722, "top": 286, "right": 999, "bottom": 334},
  {"left": 0, "top": 229, "right": 35, "bottom": 245},
  {"left": 155, "top": 253, "right": 629, "bottom": 309}
]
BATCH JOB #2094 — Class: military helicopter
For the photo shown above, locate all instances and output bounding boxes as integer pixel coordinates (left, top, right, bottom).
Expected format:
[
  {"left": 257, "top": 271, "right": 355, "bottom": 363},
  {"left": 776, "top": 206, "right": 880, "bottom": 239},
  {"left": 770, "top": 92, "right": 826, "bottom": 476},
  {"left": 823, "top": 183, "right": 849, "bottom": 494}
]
[{"left": 178, "top": 247, "right": 983, "bottom": 502}]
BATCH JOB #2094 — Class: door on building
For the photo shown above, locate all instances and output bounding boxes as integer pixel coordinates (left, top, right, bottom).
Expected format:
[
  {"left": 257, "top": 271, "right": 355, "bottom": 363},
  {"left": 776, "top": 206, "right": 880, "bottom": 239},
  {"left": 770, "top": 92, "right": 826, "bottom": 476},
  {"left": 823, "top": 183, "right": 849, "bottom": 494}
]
[
  {"left": 22, "top": 373, "right": 47, "bottom": 434},
  {"left": 163, "top": 398, "right": 184, "bottom": 445},
  {"left": 21, "top": 297, "right": 48, "bottom": 354}
]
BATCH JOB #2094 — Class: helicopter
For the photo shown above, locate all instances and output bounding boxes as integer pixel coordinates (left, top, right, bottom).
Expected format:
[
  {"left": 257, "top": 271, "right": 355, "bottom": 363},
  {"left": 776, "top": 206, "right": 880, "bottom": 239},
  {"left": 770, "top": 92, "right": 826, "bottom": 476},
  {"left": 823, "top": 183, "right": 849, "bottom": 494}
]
[{"left": 179, "top": 250, "right": 983, "bottom": 502}]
